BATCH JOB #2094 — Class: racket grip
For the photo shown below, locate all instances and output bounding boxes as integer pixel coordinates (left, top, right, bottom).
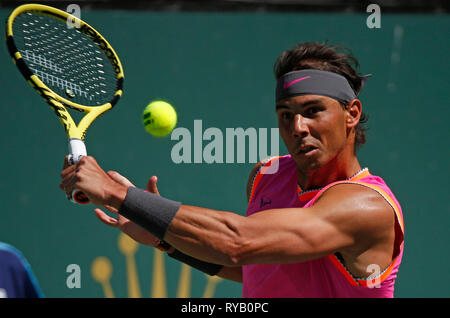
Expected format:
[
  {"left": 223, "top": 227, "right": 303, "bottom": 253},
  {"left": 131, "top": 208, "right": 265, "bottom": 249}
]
[
  {"left": 67, "top": 138, "right": 90, "bottom": 204},
  {"left": 67, "top": 138, "right": 87, "bottom": 165}
]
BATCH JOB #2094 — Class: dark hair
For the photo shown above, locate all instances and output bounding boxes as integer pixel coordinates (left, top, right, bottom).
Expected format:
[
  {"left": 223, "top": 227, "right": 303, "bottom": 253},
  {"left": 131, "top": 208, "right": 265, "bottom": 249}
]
[{"left": 273, "top": 41, "right": 368, "bottom": 150}]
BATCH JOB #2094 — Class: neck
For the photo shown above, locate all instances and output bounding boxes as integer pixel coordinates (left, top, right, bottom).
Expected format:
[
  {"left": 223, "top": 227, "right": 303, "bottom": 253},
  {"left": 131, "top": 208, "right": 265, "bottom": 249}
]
[{"left": 297, "top": 149, "right": 362, "bottom": 191}]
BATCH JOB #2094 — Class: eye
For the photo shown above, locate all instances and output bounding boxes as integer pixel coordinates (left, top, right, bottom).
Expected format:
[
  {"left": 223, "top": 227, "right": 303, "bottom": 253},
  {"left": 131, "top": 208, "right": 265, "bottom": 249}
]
[
  {"left": 280, "top": 112, "right": 293, "bottom": 121},
  {"left": 305, "top": 106, "right": 321, "bottom": 116}
]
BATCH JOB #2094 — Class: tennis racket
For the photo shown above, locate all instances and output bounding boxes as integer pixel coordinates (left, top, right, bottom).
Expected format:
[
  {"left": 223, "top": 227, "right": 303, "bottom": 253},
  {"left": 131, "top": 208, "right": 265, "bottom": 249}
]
[{"left": 5, "top": 4, "right": 124, "bottom": 204}]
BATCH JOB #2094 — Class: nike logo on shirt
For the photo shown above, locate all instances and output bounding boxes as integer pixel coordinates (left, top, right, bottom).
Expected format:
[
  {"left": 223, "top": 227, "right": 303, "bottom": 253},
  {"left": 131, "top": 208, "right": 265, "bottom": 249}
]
[{"left": 260, "top": 196, "right": 272, "bottom": 208}]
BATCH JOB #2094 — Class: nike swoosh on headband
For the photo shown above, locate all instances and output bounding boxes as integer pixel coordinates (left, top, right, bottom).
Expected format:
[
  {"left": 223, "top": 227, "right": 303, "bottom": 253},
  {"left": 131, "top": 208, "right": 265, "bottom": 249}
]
[
  {"left": 276, "top": 69, "right": 372, "bottom": 102},
  {"left": 283, "top": 76, "right": 311, "bottom": 89}
]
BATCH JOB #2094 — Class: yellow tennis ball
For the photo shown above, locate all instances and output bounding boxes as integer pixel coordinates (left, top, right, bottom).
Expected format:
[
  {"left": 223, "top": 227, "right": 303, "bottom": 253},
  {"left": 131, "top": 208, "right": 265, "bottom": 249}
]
[{"left": 142, "top": 100, "right": 177, "bottom": 137}]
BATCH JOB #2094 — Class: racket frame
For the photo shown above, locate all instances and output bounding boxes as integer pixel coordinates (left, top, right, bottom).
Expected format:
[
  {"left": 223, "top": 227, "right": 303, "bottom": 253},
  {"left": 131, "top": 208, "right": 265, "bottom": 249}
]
[
  {"left": 6, "top": 3, "right": 124, "bottom": 141},
  {"left": 5, "top": 4, "right": 125, "bottom": 203}
]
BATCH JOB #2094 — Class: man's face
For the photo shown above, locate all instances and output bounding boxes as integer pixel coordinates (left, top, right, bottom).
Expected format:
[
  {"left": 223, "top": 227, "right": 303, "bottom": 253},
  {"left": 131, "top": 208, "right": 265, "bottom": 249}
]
[{"left": 276, "top": 95, "right": 349, "bottom": 173}]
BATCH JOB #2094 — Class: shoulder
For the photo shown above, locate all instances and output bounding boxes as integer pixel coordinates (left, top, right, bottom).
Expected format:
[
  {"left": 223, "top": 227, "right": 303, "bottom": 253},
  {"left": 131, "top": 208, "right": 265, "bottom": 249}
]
[
  {"left": 0, "top": 242, "right": 43, "bottom": 298},
  {"left": 0, "top": 243, "right": 30, "bottom": 278},
  {"left": 0, "top": 242, "right": 25, "bottom": 263},
  {"left": 246, "top": 160, "right": 268, "bottom": 202},
  {"left": 245, "top": 155, "right": 294, "bottom": 201},
  {"left": 313, "top": 183, "right": 395, "bottom": 239}
]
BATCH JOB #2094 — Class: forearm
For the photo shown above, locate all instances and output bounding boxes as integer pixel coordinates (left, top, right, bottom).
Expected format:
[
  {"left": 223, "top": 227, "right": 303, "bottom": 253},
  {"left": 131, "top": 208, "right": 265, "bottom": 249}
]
[
  {"left": 117, "top": 187, "right": 314, "bottom": 267},
  {"left": 166, "top": 247, "right": 242, "bottom": 282},
  {"left": 160, "top": 241, "right": 242, "bottom": 282},
  {"left": 117, "top": 187, "right": 246, "bottom": 266},
  {"left": 164, "top": 205, "right": 246, "bottom": 266}
]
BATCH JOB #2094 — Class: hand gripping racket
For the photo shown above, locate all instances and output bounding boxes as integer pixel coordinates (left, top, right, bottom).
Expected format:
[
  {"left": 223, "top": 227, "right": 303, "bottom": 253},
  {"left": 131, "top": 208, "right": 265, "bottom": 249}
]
[{"left": 5, "top": 4, "right": 124, "bottom": 204}]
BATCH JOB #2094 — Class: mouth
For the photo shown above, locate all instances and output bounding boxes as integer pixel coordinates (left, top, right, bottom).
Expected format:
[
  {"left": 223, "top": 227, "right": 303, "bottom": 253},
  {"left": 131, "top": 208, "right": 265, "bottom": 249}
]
[{"left": 296, "top": 145, "right": 318, "bottom": 156}]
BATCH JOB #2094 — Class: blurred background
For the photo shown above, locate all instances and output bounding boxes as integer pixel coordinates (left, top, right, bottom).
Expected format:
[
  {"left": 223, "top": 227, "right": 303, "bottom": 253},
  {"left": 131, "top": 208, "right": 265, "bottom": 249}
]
[{"left": 0, "top": 0, "right": 448, "bottom": 298}]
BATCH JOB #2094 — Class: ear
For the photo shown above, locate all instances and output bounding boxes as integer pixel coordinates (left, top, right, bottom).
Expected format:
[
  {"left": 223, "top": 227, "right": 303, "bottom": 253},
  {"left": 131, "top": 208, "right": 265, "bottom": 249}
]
[{"left": 345, "top": 99, "right": 362, "bottom": 129}]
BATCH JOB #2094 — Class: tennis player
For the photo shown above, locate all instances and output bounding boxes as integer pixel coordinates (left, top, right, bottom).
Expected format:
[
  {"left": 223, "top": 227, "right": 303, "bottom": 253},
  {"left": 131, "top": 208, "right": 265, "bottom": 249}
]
[{"left": 60, "top": 42, "right": 404, "bottom": 298}]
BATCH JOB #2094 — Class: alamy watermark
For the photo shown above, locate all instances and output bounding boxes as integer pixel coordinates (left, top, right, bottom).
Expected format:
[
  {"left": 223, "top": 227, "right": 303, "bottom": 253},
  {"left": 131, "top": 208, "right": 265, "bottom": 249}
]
[
  {"left": 66, "top": 264, "right": 81, "bottom": 289},
  {"left": 366, "top": 4, "right": 381, "bottom": 29},
  {"left": 66, "top": 4, "right": 81, "bottom": 29},
  {"left": 366, "top": 264, "right": 382, "bottom": 288},
  {"left": 170, "top": 120, "right": 280, "bottom": 174}
]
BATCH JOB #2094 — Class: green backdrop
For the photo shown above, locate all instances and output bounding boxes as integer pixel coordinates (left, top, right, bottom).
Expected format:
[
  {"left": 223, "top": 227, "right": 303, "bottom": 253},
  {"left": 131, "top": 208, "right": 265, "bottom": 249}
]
[{"left": 0, "top": 7, "right": 449, "bottom": 298}]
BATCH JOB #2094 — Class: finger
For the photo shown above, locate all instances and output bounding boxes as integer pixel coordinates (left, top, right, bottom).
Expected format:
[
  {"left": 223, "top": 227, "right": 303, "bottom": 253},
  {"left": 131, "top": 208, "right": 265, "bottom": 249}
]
[
  {"left": 103, "top": 204, "right": 119, "bottom": 214},
  {"left": 61, "top": 172, "right": 78, "bottom": 196},
  {"left": 61, "top": 163, "right": 80, "bottom": 186},
  {"left": 63, "top": 155, "right": 70, "bottom": 169},
  {"left": 60, "top": 165, "right": 79, "bottom": 196},
  {"left": 60, "top": 163, "right": 77, "bottom": 180},
  {"left": 94, "top": 208, "right": 118, "bottom": 227},
  {"left": 146, "top": 176, "right": 160, "bottom": 195},
  {"left": 107, "top": 171, "right": 135, "bottom": 188}
]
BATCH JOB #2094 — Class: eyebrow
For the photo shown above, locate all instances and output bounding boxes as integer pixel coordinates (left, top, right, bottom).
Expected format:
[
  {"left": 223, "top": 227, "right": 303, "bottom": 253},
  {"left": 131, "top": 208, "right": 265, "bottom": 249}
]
[{"left": 275, "top": 99, "right": 324, "bottom": 110}]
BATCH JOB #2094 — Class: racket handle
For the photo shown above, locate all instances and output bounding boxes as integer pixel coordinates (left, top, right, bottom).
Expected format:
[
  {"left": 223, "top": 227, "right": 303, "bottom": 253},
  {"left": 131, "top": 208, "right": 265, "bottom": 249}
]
[
  {"left": 70, "top": 189, "right": 90, "bottom": 204},
  {"left": 67, "top": 138, "right": 90, "bottom": 204},
  {"left": 67, "top": 138, "right": 87, "bottom": 165}
]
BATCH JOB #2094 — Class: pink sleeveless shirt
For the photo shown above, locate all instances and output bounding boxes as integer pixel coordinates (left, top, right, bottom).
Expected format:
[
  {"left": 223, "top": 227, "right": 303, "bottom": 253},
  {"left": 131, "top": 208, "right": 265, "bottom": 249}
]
[{"left": 242, "top": 155, "right": 405, "bottom": 298}]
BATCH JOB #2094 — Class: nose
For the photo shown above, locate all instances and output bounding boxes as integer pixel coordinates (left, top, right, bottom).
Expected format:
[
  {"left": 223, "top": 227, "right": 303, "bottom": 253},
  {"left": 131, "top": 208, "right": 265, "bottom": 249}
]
[{"left": 292, "top": 114, "right": 309, "bottom": 137}]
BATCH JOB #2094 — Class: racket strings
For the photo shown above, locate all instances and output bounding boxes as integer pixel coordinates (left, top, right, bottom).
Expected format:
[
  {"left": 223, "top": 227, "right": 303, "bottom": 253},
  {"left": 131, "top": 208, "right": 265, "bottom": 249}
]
[{"left": 13, "top": 12, "right": 118, "bottom": 107}]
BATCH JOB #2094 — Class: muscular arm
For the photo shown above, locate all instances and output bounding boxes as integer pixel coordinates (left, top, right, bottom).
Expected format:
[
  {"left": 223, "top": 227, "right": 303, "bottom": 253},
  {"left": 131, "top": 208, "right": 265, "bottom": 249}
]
[
  {"left": 162, "top": 183, "right": 394, "bottom": 267},
  {"left": 61, "top": 157, "right": 394, "bottom": 275}
]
